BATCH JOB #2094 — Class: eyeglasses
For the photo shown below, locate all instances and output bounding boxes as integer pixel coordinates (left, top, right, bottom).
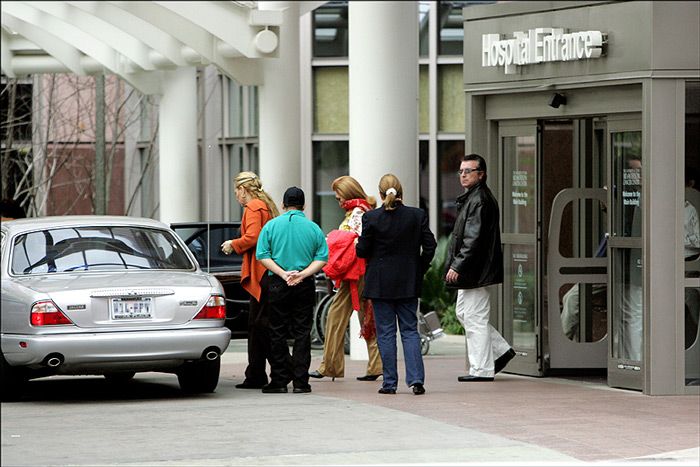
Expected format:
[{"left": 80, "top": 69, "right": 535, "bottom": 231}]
[{"left": 457, "top": 168, "right": 481, "bottom": 175}]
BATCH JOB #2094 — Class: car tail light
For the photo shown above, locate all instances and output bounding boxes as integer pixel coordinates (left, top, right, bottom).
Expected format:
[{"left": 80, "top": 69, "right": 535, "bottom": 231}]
[
  {"left": 194, "top": 295, "right": 226, "bottom": 320},
  {"left": 31, "top": 300, "right": 72, "bottom": 326}
]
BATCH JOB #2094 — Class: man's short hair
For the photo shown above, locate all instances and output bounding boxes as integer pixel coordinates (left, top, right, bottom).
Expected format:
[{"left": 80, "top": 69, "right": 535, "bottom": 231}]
[
  {"left": 463, "top": 154, "right": 487, "bottom": 173},
  {"left": 283, "top": 186, "right": 305, "bottom": 208}
]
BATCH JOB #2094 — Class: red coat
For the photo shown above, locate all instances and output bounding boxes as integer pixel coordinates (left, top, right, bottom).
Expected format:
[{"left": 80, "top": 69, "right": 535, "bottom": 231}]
[{"left": 323, "top": 229, "right": 365, "bottom": 311}]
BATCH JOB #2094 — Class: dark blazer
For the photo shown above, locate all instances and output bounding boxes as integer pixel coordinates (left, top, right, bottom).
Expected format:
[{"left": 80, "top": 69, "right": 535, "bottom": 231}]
[
  {"left": 445, "top": 181, "right": 503, "bottom": 289},
  {"left": 356, "top": 203, "right": 437, "bottom": 300}
]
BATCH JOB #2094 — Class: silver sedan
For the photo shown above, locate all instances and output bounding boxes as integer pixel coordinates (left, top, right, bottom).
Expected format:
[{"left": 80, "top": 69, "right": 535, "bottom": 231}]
[{"left": 1, "top": 216, "right": 231, "bottom": 400}]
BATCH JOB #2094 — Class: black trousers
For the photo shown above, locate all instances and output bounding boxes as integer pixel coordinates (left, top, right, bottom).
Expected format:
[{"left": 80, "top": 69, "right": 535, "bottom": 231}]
[
  {"left": 243, "top": 273, "right": 271, "bottom": 385},
  {"left": 266, "top": 274, "right": 315, "bottom": 389}
]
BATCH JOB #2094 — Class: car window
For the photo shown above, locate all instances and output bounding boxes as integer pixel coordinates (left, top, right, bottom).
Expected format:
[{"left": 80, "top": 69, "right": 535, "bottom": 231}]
[
  {"left": 11, "top": 226, "right": 194, "bottom": 275},
  {"left": 171, "top": 224, "right": 242, "bottom": 273}
]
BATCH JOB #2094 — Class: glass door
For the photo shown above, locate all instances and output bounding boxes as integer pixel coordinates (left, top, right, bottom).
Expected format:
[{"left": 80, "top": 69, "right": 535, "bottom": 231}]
[
  {"left": 607, "top": 115, "right": 643, "bottom": 390},
  {"left": 499, "top": 120, "right": 541, "bottom": 376},
  {"left": 545, "top": 118, "right": 609, "bottom": 370}
]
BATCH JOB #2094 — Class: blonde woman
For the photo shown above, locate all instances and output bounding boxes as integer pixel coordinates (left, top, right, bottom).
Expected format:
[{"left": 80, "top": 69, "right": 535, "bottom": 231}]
[
  {"left": 221, "top": 172, "right": 278, "bottom": 389},
  {"left": 309, "top": 176, "right": 383, "bottom": 381}
]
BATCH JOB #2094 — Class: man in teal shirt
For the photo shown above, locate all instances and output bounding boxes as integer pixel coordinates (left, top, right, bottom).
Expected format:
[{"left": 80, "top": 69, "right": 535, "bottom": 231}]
[{"left": 256, "top": 187, "right": 328, "bottom": 393}]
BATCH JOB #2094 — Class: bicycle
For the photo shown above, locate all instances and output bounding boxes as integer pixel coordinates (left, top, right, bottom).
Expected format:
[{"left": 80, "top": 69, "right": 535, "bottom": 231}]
[{"left": 311, "top": 272, "right": 444, "bottom": 356}]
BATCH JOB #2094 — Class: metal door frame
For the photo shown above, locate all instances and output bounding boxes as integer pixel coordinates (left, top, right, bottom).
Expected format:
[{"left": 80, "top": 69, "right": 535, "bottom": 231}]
[
  {"left": 547, "top": 188, "right": 608, "bottom": 368},
  {"left": 498, "top": 119, "right": 541, "bottom": 376},
  {"left": 606, "top": 114, "right": 644, "bottom": 391}
]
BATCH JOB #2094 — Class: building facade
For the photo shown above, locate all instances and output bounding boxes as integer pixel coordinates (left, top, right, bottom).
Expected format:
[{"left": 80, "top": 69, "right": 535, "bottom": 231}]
[
  {"left": 2, "top": 0, "right": 698, "bottom": 395},
  {"left": 462, "top": 0, "right": 699, "bottom": 394}
]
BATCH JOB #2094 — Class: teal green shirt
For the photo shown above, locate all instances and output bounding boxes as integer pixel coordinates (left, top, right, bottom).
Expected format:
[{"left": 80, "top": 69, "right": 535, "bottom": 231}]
[{"left": 256, "top": 210, "right": 328, "bottom": 272}]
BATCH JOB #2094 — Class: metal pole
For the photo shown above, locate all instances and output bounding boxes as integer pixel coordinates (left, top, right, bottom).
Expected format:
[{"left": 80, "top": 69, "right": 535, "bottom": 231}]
[{"left": 94, "top": 74, "right": 106, "bottom": 215}]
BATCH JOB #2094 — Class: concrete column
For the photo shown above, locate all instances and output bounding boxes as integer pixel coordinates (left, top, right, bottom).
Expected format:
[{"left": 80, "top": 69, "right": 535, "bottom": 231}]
[
  {"left": 158, "top": 67, "right": 198, "bottom": 224},
  {"left": 349, "top": 1, "right": 419, "bottom": 206},
  {"left": 258, "top": 1, "right": 301, "bottom": 207},
  {"left": 348, "top": 1, "right": 419, "bottom": 360}
]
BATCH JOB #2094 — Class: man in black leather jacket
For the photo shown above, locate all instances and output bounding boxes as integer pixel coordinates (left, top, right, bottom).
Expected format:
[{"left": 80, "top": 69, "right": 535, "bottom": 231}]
[{"left": 445, "top": 154, "right": 515, "bottom": 382}]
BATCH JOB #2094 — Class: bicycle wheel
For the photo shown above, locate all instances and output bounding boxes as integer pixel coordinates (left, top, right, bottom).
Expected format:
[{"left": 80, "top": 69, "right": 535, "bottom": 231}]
[
  {"left": 314, "top": 293, "right": 334, "bottom": 344},
  {"left": 311, "top": 287, "right": 330, "bottom": 344}
]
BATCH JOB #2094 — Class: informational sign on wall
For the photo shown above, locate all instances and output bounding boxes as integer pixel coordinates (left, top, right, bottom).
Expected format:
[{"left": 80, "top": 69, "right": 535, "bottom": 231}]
[
  {"left": 482, "top": 28, "right": 605, "bottom": 74},
  {"left": 512, "top": 251, "right": 531, "bottom": 324},
  {"left": 622, "top": 166, "right": 641, "bottom": 207},
  {"left": 512, "top": 170, "right": 529, "bottom": 206}
]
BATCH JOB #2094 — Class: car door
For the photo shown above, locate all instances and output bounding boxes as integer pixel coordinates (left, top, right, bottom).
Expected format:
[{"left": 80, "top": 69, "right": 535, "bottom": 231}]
[{"left": 171, "top": 222, "right": 249, "bottom": 338}]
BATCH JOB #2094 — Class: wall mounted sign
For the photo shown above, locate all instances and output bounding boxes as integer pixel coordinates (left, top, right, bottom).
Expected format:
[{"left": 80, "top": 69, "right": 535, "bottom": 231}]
[{"left": 482, "top": 28, "right": 605, "bottom": 74}]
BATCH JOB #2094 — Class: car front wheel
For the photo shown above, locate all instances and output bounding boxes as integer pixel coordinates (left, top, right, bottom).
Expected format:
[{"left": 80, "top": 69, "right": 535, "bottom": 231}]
[{"left": 177, "top": 357, "right": 221, "bottom": 394}]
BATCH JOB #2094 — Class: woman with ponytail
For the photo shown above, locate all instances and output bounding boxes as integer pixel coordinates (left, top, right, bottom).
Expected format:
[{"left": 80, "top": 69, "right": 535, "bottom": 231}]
[
  {"left": 309, "top": 176, "right": 383, "bottom": 382},
  {"left": 356, "top": 174, "right": 437, "bottom": 395},
  {"left": 221, "top": 171, "right": 278, "bottom": 389}
]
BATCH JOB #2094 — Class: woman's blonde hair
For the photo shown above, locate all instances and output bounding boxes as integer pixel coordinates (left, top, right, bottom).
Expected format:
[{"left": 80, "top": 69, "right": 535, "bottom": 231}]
[
  {"left": 331, "top": 176, "right": 376, "bottom": 208},
  {"left": 234, "top": 171, "right": 279, "bottom": 217},
  {"left": 378, "top": 173, "right": 403, "bottom": 211}
]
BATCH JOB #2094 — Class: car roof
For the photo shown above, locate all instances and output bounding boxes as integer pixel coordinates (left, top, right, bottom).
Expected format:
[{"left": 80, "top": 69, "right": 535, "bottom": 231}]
[{"left": 1, "top": 215, "right": 170, "bottom": 235}]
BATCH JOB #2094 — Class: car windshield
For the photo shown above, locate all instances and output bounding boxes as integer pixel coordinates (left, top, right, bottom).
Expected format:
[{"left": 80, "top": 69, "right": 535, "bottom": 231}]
[{"left": 11, "top": 226, "right": 194, "bottom": 275}]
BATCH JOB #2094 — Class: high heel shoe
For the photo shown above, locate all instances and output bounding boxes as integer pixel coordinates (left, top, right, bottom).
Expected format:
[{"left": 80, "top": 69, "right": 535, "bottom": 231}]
[
  {"left": 356, "top": 374, "right": 381, "bottom": 381},
  {"left": 309, "top": 370, "right": 336, "bottom": 381}
]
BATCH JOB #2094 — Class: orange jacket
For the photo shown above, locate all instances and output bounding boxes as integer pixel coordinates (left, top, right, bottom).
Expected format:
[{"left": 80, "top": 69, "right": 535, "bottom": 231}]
[{"left": 231, "top": 199, "right": 272, "bottom": 301}]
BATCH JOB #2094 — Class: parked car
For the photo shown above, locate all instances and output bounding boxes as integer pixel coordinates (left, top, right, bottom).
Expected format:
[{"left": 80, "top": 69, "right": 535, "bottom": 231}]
[
  {"left": 170, "top": 222, "right": 250, "bottom": 338},
  {"left": 0, "top": 216, "right": 231, "bottom": 400}
]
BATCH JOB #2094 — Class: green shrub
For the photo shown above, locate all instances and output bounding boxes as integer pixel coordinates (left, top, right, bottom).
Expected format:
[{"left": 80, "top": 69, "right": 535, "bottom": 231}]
[{"left": 420, "top": 236, "right": 463, "bottom": 335}]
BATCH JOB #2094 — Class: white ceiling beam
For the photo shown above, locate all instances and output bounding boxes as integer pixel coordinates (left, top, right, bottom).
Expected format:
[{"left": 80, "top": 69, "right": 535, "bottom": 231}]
[
  {"left": 1, "top": 11, "right": 85, "bottom": 75},
  {"left": 111, "top": 2, "right": 217, "bottom": 64},
  {"left": 2, "top": 2, "right": 122, "bottom": 73},
  {"left": 153, "top": 1, "right": 274, "bottom": 58},
  {"left": 1, "top": 29, "right": 18, "bottom": 77},
  {"left": 28, "top": 1, "right": 155, "bottom": 71},
  {"left": 70, "top": 1, "right": 185, "bottom": 67}
]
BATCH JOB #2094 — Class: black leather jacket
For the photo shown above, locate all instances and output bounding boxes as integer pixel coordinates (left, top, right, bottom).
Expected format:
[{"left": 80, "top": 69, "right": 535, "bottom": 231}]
[{"left": 445, "top": 182, "right": 503, "bottom": 289}]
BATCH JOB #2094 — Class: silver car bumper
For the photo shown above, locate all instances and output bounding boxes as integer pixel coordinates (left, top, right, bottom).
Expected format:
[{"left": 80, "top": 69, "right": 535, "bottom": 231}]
[{"left": 1, "top": 327, "right": 231, "bottom": 367}]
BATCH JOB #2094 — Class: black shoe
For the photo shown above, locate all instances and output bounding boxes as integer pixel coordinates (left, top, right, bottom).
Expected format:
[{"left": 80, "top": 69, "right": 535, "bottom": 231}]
[
  {"left": 411, "top": 383, "right": 425, "bottom": 395},
  {"left": 378, "top": 387, "right": 396, "bottom": 394},
  {"left": 356, "top": 374, "right": 381, "bottom": 381},
  {"left": 494, "top": 348, "right": 516, "bottom": 374},
  {"left": 293, "top": 386, "right": 312, "bottom": 394},
  {"left": 457, "top": 375, "right": 494, "bottom": 382},
  {"left": 308, "top": 370, "right": 325, "bottom": 379},
  {"left": 261, "top": 384, "right": 288, "bottom": 393},
  {"left": 235, "top": 381, "right": 265, "bottom": 389}
]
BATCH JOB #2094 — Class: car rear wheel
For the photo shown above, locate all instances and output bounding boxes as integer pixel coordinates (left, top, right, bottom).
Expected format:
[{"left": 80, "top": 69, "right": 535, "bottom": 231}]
[
  {"left": 0, "top": 354, "right": 27, "bottom": 402},
  {"left": 177, "top": 357, "right": 221, "bottom": 394},
  {"left": 104, "top": 372, "right": 136, "bottom": 383}
]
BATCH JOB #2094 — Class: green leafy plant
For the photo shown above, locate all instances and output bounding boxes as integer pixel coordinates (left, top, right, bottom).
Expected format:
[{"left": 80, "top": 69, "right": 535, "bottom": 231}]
[{"left": 421, "top": 236, "right": 463, "bottom": 335}]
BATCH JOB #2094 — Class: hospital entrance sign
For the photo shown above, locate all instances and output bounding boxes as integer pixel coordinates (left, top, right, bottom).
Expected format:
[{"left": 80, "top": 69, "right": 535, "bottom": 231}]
[{"left": 482, "top": 28, "right": 605, "bottom": 74}]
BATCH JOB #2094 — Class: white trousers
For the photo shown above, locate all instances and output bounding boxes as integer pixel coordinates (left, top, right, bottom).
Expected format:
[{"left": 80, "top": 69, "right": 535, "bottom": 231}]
[{"left": 456, "top": 287, "right": 511, "bottom": 377}]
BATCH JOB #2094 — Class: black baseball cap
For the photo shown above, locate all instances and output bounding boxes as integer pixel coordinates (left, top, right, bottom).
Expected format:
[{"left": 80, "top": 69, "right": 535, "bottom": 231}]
[{"left": 283, "top": 186, "right": 305, "bottom": 207}]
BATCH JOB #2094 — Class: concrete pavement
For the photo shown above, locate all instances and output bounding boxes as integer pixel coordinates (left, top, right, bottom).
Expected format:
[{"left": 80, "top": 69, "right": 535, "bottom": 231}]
[{"left": 1, "top": 335, "right": 698, "bottom": 466}]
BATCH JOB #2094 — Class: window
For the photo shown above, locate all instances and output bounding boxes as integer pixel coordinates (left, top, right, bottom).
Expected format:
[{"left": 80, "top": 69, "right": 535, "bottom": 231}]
[
  {"left": 313, "top": 1, "right": 349, "bottom": 58},
  {"left": 313, "top": 67, "right": 349, "bottom": 134},
  {"left": 313, "top": 141, "right": 348, "bottom": 232},
  {"left": 438, "top": 139, "right": 465, "bottom": 237},
  {"left": 12, "top": 227, "right": 194, "bottom": 275}
]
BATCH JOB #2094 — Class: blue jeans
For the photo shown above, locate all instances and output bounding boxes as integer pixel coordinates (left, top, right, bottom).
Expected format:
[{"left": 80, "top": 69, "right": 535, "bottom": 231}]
[{"left": 372, "top": 298, "right": 425, "bottom": 390}]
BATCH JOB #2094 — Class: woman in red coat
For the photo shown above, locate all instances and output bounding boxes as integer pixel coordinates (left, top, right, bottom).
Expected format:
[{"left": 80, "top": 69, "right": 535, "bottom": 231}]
[
  {"left": 309, "top": 176, "right": 383, "bottom": 381},
  {"left": 222, "top": 172, "right": 278, "bottom": 389}
]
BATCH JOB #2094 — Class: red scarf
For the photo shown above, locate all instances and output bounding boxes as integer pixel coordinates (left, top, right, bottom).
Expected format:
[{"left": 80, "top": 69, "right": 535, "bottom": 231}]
[{"left": 341, "top": 198, "right": 371, "bottom": 213}]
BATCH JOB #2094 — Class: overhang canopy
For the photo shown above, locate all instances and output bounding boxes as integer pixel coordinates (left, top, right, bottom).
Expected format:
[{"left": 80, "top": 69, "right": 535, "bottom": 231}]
[{"left": 1, "top": 1, "right": 284, "bottom": 93}]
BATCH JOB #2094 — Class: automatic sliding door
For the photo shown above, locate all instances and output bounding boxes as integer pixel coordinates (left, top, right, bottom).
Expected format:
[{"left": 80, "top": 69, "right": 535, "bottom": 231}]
[
  {"left": 607, "top": 116, "right": 643, "bottom": 390},
  {"left": 500, "top": 121, "right": 540, "bottom": 376}
]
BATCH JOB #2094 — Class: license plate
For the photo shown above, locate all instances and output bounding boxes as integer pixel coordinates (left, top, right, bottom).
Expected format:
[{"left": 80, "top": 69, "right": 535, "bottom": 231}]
[{"left": 111, "top": 297, "right": 153, "bottom": 320}]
